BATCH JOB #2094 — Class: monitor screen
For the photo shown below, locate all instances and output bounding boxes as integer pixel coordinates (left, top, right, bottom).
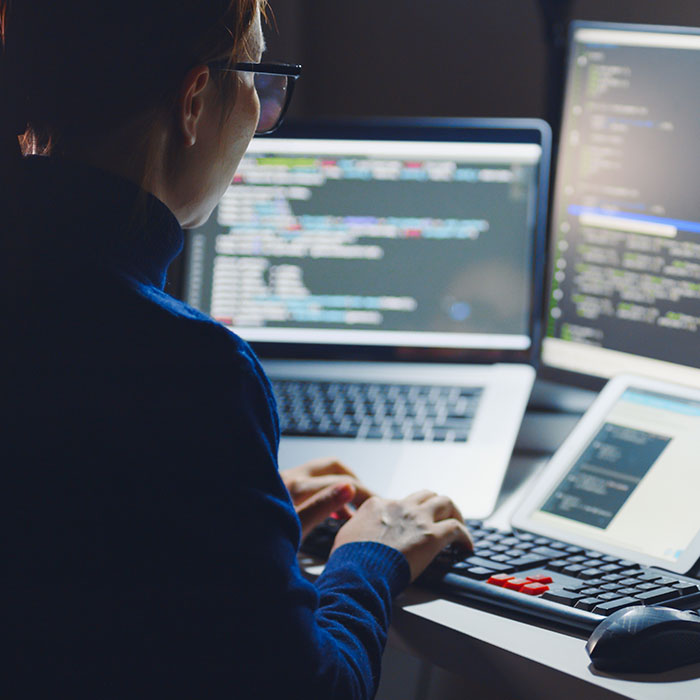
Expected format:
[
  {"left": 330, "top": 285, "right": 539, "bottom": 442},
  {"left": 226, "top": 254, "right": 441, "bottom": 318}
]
[
  {"left": 542, "top": 23, "right": 700, "bottom": 388},
  {"left": 181, "top": 122, "right": 548, "bottom": 355}
]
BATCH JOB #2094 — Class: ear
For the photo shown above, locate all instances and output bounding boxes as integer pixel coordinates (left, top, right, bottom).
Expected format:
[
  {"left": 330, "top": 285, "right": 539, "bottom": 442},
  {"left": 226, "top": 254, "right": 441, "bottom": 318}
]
[{"left": 177, "top": 65, "right": 212, "bottom": 147}]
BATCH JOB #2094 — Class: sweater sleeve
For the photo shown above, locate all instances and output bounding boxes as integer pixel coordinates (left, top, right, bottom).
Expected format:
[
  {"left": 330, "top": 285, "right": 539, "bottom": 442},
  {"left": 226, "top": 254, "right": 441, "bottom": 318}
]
[{"left": 130, "top": 325, "right": 410, "bottom": 699}]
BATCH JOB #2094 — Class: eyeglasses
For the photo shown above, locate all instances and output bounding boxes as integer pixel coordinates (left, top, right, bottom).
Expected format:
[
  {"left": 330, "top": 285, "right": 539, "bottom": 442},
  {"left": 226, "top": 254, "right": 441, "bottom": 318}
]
[{"left": 210, "top": 61, "right": 302, "bottom": 135}]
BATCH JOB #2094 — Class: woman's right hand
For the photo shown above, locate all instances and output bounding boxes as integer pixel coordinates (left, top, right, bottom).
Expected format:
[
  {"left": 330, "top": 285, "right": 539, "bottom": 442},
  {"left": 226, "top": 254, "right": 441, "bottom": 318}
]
[{"left": 330, "top": 490, "right": 473, "bottom": 582}]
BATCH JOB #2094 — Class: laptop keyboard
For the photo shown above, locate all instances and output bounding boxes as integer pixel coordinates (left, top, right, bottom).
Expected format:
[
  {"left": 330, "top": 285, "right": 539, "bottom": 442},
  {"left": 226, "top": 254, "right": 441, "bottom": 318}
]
[
  {"left": 271, "top": 380, "right": 483, "bottom": 442},
  {"left": 301, "top": 518, "right": 700, "bottom": 633}
]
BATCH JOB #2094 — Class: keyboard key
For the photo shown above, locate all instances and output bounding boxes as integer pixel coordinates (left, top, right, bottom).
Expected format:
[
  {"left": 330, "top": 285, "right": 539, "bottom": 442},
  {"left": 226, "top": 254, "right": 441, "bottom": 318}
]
[
  {"left": 545, "top": 560, "right": 569, "bottom": 573},
  {"left": 619, "top": 577, "right": 642, "bottom": 587},
  {"left": 633, "top": 587, "right": 681, "bottom": 604},
  {"left": 655, "top": 576, "right": 678, "bottom": 587},
  {"left": 504, "top": 578, "right": 529, "bottom": 591},
  {"left": 562, "top": 582, "right": 590, "bottom": 592},
  {"left": 598, "top": 592, "right": 623, "bottom": 601},
  {"left": 465, "top": 556, "right": 515, "bottom": 573},
  {"left": 581, "top": 587, "right": 605, "bottom": 597},
  {"left": 673, "top": 582, "right": 700, "bottom": 595},
  {"left": 583, "top": 578, "right": 605, "bottom": 587},
  {"left": 598, "top": 563, "right": 623, "bottom": 573},
  {"left": 633, "top": 571, "right": 662, "bottom": 583},
  {"left": 489, "top": 544, "right": 509, "bottom": 553},
  {"left": 636, "top": 582, "right": 660, "bottom": 591},
  {"left": 490, "top": 554, "right": 512, "bottom": 563},
  {"left": 487, "top": 574, "right": 514, "bottom": 587},
  {"left": 575, "top": 597, "right": 604, "bottom": 611},
  {"left": 520, "top": 582, "right": 549, "bottom": 596},
  {"left": 485, "top": 533, "right": 504, "bottom": 541},
  {"left": 579, "top": 568, "right": 605, "bottom": 580},
  {"left": 505, "top": 554, "right": 550, "bottom": 569},
  {"left": 565, "top": 555, "right": 587, "bottom": 564},
  {"left": 531, "top": 546, "right": 565, "bottom": 559},
  {"left": 542, "top": 589, "right": 584, "bottom": 606},
  {"left": 600, "top": 583, "right": 622, "bottom": 592},
  {"left": 450, "top": 565, "right": 493, "bottom": 580},
  {"left": 592, "top": 597, "right": 639, "bottom": 615},
  {"left": 526, "top": 574, "right": 553, "bottom": 584},
  {"left": 601, "top": 574, "right": 626, "bottom": 583},
  {"left": 565, "top": 545, "right": 584, "bottom": 554},
  {"left": 562, "top": 564, "right": 587, "bottom": 576},
  {"left": 617, "top": 587, "right": 643, "bottom": 596}
]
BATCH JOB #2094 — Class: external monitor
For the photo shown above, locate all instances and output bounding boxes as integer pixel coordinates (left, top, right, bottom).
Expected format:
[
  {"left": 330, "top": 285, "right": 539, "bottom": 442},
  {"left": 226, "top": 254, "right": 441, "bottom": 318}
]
[{"left": 541, "top": 21, "right": 700, "bottom": 389}]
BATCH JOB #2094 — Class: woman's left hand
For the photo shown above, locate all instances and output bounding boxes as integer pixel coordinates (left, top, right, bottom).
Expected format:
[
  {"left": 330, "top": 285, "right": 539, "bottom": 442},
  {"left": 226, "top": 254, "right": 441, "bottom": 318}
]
[{"left": 281, "top": 458, "right": 374, "bottom": 539}]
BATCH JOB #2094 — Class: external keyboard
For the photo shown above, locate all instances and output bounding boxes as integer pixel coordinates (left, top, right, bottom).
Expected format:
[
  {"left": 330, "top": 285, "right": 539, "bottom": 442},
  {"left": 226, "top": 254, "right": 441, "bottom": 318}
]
[
  {"left": 272, "top": 380, "right": 482, "bottom": 442},
  {"left": 301, "top": 518, "right": 700, "bottom": 633}
]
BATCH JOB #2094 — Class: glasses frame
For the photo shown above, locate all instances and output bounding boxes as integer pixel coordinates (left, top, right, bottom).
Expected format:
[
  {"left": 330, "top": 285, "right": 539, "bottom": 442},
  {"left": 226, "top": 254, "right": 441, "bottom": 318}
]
[{"left": 210, "top": 61, "right": 302, "bottom": 135}]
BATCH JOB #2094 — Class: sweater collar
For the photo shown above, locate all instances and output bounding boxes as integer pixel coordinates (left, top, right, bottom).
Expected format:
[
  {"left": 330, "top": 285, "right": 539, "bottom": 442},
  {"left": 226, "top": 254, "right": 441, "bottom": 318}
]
[{"left": 20, "top": 155, "right": 184, "bottom": 290}]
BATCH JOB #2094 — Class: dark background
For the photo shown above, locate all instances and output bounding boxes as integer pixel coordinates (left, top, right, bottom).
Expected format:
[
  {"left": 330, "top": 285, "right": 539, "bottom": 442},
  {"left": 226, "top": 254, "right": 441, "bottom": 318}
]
[{"left": 264, "top": 1, "right": 700, "bottom": 127}]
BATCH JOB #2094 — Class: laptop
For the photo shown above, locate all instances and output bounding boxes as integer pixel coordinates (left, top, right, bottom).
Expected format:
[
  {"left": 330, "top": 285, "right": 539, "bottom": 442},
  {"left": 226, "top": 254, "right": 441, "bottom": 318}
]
[{"left": 176, "top": 118, "right": 551, "bottom": 517}]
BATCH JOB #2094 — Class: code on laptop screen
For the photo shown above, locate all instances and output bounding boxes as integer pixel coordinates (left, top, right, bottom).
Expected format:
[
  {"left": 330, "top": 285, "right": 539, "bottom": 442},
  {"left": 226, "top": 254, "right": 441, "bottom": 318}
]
[{"left": 183, "top": 138, "right": 541, "bottom": 350}]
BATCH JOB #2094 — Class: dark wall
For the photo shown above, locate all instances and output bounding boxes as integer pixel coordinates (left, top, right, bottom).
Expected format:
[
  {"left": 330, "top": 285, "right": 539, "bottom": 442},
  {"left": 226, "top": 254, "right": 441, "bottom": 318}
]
[{"left": 265, "top": 0, "right": 700, "bottom": 125}]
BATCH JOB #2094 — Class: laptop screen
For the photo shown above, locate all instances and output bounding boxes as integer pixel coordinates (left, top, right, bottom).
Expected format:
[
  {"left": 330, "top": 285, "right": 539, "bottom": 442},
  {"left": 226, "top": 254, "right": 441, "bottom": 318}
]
[
  {"left": 541, "top": 22, "right": 700, "bottom": 388},
  {"left": 179, "top": 120, "right": 549, "bottom": 359}
]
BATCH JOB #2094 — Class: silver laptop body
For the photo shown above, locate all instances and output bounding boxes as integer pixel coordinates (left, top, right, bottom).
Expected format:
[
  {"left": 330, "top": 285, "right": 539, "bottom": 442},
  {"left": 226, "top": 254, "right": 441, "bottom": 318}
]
[{"left": 180, "top": 118, "right": 551, "bottom": 518}]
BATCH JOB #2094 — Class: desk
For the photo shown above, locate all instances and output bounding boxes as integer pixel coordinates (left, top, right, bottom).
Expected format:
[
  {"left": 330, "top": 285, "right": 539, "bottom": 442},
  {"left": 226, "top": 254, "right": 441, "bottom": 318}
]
[
  {"left": 373, "top": 396, "right": 700, "bottom": 700},
  {"left": 303, "top": 384, "right": 700, "bottom": 699}
]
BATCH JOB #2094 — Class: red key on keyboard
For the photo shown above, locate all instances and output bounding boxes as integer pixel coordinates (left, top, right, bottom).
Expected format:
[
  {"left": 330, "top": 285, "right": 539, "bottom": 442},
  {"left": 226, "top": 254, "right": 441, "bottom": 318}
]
[
  {"left": 487, "top": 574, "right": 514, "bottom": 587},
  {"left": 520, "top": 582, "right": 550, "bottom": 596},
  {"left": 526, "top": 574, "right": 553, "bottom": 584},
  {"left": 504, "top": 578, "right": 529, "bottom": 591}
]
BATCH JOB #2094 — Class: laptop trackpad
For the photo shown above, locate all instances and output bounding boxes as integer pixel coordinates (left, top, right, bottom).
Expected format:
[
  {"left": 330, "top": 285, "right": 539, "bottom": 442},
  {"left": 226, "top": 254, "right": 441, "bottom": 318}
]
[
  {"left": 277, "top": 438, "right": 404, "bottom": 498},
  {"left": 276, "top": 438, "right": 483, "bottom": 508}
]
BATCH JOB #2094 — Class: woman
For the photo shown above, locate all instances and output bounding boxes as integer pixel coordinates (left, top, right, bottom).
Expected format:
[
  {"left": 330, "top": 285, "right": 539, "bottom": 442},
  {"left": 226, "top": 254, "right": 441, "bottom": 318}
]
[{"left": 1, "top": 1, "right": 472, "bottom": 697}]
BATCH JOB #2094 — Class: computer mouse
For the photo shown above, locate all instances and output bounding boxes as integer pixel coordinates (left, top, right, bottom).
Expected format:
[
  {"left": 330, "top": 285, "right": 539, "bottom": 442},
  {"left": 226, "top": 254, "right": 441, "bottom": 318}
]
[{"left": 587, "top": 606, "right": 700, "bottom": 673}]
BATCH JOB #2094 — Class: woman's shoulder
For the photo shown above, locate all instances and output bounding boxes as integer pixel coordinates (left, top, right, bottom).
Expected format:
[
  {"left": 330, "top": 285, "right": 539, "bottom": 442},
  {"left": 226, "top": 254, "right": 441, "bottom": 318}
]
[{"left": 122, "top": 276, "right": 276, "bottom": 408}]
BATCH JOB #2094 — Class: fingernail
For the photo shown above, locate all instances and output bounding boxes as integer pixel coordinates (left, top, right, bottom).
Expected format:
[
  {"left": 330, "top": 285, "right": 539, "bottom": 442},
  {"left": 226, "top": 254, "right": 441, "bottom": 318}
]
[{"left": 332, "top": 483, "right": 354, "bottom": 500}]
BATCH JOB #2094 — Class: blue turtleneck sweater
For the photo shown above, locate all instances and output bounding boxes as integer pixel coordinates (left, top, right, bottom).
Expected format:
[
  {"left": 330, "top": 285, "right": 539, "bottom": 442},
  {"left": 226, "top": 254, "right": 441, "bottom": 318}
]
[{"left": 2, "top": 156, "right": 410, "bottom": 699}]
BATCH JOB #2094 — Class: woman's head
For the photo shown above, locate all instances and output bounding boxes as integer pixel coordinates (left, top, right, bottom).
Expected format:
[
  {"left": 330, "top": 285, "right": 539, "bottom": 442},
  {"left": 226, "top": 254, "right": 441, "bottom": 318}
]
[{"left": 0, "top": 0, "right": 268, "bottom": 225}]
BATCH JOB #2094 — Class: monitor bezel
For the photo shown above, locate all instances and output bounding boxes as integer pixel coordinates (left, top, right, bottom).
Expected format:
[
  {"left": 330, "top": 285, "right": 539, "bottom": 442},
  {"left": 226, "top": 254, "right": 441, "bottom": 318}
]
[
  {"left": 539, "top": 20, "right": 700, "bottom": 391},
  {"left": 169, "top": 117, "right": 551, "bottom": 367}
]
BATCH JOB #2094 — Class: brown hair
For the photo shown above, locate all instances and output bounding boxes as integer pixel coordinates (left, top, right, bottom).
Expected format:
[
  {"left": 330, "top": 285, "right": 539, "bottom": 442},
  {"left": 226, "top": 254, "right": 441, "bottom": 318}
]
[{"left": 0, "top": 0, "right": 265, "bottom": 166}]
